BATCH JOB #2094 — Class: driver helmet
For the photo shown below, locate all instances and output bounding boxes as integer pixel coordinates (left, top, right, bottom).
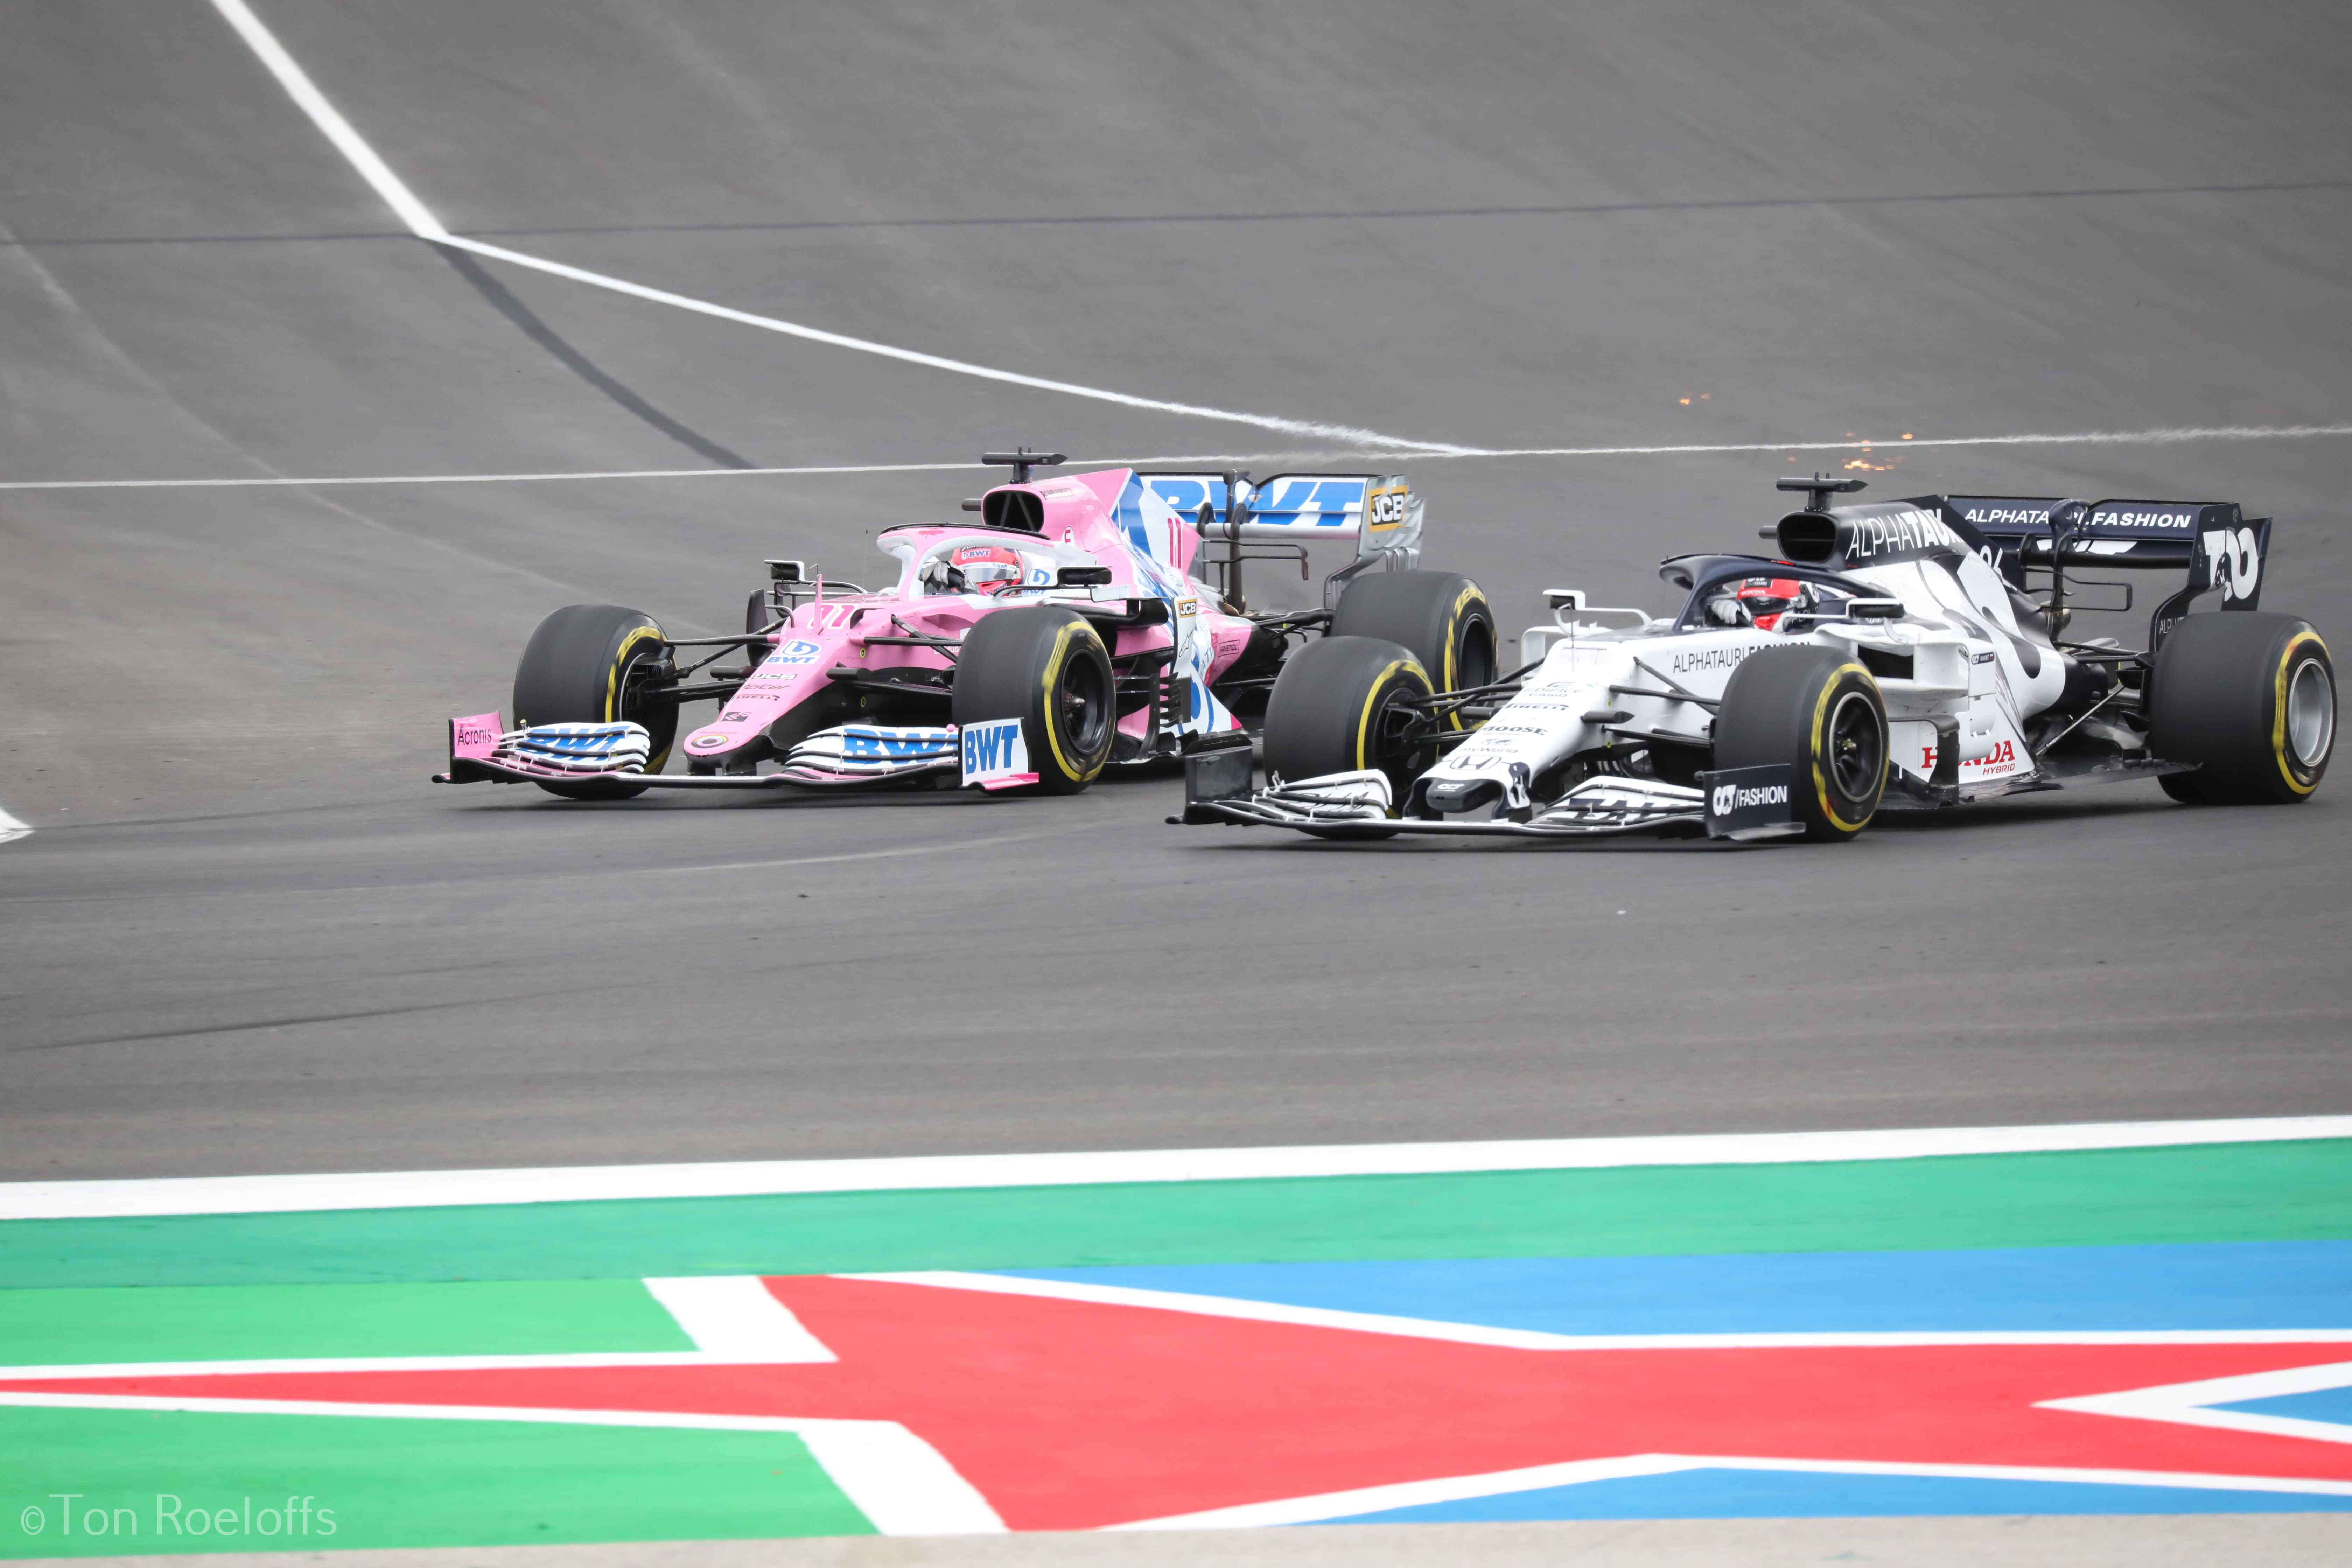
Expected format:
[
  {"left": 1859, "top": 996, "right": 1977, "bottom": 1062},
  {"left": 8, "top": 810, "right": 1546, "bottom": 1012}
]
[
  {"left": 950, "top": 542, "right": 1028, "bottom": 595},
  {"left": 1707, "top": 575, "right": 1810, "bottom": 631}
]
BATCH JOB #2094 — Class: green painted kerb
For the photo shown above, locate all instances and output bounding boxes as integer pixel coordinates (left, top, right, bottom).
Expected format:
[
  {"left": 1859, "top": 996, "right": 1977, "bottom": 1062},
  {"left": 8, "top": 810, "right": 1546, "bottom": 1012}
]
[
  {"left": 6, "top": 1139, "right": 2349, "bottom": 1289},
  {"left": 0, "top": 1407, "right": 868, "bottom": 1558},
  {"left": 0, "top": 1280, "right": 693, "bottom": 1366}
]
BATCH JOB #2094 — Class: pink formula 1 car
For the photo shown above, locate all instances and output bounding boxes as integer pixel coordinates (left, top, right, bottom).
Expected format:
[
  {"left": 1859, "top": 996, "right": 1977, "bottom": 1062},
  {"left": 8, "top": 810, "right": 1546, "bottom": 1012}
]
[{"left": 436, "top": 451, "right": 1494, "bottom": 799}]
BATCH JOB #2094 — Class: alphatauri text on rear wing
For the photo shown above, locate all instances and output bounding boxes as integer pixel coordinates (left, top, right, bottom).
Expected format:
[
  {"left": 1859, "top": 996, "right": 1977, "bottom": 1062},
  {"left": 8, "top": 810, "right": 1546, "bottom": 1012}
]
[{"left": 1944, "top": 495, "right": 2272, "bottom": 646}]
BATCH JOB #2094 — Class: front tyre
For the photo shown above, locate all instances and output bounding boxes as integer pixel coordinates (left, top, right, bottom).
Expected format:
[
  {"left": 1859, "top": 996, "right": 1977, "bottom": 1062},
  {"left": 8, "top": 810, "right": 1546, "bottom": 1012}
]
[
  {"left": 511, "top": 604, "right": 676, "bottom": 800},
  {"left": 1713, "top": 645, "right": 1888, "bottom": 842},
  {"left": 1262, "top": 635, "right": 1435, "bottom": 817},
  {"left": 1331, "top": 571, "right": 1496, "bottom": 720},
  {"left": 951, "top": 606, "right": 1115, "bottom": 793},
  {"left": 2150, "top": 612, "right": 2333, "bottom": 804}
]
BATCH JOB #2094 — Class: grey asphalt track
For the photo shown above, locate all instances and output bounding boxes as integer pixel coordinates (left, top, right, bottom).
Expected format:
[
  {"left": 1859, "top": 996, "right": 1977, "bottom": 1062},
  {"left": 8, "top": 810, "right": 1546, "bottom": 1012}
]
[{"left": 3, "top": 0, "right": 2350, "bottom": 1180}]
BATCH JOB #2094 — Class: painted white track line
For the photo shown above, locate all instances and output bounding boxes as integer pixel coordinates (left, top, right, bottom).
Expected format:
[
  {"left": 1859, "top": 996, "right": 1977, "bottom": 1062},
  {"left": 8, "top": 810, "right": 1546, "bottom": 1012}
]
[
  {"left": 1430, "top": 423, "right": 2352, "bottom": 461},
  {"left": 9, "top": 421, "right": 2350, "bottom": 491},
  {"left": 0, "top": 803, "right": 31, "bottom": 846},
  {"left": 195, "top": 1, "right": 2352, "bottom": 479},
  {"left": 202, "top": 0, "right": 1463, "bottom": 456},
  {"left": 2, "top": 1115, "right": 2345, "bottom": 1221},
  {"left": 0, "top": 460, "right": 986, "bottom": 491}
]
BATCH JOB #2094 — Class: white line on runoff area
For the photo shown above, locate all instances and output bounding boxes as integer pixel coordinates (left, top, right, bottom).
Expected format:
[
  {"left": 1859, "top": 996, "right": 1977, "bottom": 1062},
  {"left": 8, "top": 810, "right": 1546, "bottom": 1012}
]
[
  {"left": 189, "top": 0, "right": 2351, "bottom": 491},
  {"left": 2, "top": 1115, "right": 2346, "bottom": 1220},
  {"left": 6, "top": 422, "right": 2350, "bottom": 492},
  {"left": 0, "top": 803, "right": 33, "bottom": 846},
  {"left": 201, "top": 0, "right": 1469, "bottom": 456}
]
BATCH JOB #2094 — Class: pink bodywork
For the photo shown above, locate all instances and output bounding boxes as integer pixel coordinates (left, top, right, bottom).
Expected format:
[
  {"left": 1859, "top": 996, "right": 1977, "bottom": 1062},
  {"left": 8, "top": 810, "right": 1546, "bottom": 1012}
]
[{"left": 678, "top": 467, "right": 1252, "bottom": 765}]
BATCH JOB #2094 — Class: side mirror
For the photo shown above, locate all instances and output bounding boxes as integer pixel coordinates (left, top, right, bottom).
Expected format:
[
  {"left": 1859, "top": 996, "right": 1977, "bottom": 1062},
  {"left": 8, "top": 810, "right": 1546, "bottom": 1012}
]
[
  {"left": 1056, "top": 565, "right": 1114, "bottom": 588},
  {"left": 1848, "top": 598, "right": 1906, "bottom": 621},
  {"left": 1543, "top": 588, "right": 1586, "bottom": 612},
  {"left": 766, "top": 559, "right": 806, "bottom": 583}
]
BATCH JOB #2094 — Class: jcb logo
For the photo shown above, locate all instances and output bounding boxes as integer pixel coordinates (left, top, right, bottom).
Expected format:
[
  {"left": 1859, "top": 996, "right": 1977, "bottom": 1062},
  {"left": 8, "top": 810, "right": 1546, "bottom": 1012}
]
[
  {"left": 2203, "top": 527, "right": 2261, "bottom": 602},
  {"left": 1367, "top": 486, "right": 1408, "bottom": 530}
]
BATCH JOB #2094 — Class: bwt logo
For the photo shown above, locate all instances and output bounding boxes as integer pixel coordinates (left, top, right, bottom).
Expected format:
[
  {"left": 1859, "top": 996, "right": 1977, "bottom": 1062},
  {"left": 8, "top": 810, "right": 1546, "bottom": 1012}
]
[
  {"left": 772, "top": 639, "right": 824, "bottom": 665},
  {"left": 961, "top": 719, "right": 1024, "bottom": 775},
  {"left": 845, "top": 733, "right": 944, "bottom": 760},
  {"left": 526, "top": 726, "right": 629, "bottom": 755}
]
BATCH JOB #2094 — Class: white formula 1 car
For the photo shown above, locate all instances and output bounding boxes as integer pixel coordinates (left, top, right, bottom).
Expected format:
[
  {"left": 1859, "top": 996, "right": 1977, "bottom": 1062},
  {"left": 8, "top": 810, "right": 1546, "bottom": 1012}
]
[{"left": 1180, "top": 476, "right": 2334, "bottom": 843}]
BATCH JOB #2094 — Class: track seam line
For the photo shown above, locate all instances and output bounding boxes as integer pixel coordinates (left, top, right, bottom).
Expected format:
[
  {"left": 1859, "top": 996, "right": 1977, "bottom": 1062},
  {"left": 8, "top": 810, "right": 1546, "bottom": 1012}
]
[{"left": 201, "top": 0, "right": 1470, "bottom": 455}]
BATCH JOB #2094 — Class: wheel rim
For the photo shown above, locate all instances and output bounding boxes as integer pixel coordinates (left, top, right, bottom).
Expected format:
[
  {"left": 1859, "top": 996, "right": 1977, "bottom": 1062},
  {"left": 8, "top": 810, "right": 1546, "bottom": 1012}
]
[
  {"left": 2288, "top": 657, "right": 2335, "bottom": 769},
  {"left": 616, "top": 650, "right": 657, "bottom": 724},
  {"left": 614, "top": 639, "right": 678, "bottom": 760},
  {"left": 1826, "top": 688, "right": 1884, "bottom": 803},
  {"left": 1366, "top": 679, "right": 1431, "bottom": 781},
  {"left": 1057, "top": 651, "right": 1112, "bottom": 758},
  {"left": 1455, "top": 618, "right": 1496, "bottom": 692}
]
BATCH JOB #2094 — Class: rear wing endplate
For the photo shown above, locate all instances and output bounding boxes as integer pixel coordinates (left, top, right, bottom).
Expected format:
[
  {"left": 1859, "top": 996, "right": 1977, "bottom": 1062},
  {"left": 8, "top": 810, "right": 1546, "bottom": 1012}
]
[{"left": 1945, "top": 495, "right": 2271, "bottom": 645}]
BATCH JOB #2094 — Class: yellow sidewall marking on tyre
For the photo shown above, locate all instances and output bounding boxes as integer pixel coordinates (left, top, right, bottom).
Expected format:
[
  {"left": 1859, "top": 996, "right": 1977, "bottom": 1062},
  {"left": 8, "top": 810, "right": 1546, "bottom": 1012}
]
[
  {"left": 2273, "top": 630, "right": 2328, "bottom": 795},
  {"left": 1037, "top": 620, "right": 1106, "bottom": 784},
  {"left": 1355, "top": 659, "right": 1429, "bottom": 791},
  {"left": 1810, "top": 663, "right": 1878, "bottom": 834},
  {"left": 1440, "top": 585, "right": 1486, "bottom": 728}
]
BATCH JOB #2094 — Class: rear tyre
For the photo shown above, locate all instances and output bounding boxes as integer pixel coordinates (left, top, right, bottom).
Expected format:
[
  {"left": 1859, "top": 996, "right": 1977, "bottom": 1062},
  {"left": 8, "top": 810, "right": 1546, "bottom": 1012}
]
[
  {"left": 511, "top": 604, "right": 675, "bottom": 800},
  {"left": 1331, "top": 570, "right": 1497, "bottom": 720},
  {"left": 744, "top": 590, "right": 777, "bottom": 664},
  {"left": 2149, "top": 612, "right": 2333, "bottom": 804},
  {"left": 1262, "top": 636, "right": 1434, "bottom": 835},
  {"left": 1713, "top": 645, "right": 1888, "bottom": 842},
  {"left": 951, "top": 607, "right": 1115, "bottom": 793}
]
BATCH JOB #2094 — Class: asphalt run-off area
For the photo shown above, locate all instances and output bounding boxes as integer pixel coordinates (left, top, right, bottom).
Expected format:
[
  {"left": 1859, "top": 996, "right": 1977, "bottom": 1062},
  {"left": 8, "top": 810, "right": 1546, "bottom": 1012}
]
[{"left": 2, "top": 1, "right": 2350, "bottom": 1564}]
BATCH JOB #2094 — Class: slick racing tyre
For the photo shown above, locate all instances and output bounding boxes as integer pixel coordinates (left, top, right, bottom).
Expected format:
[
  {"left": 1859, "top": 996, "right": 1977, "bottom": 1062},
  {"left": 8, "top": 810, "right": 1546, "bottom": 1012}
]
[
  {"left": 743, "top": 589, "right": 777, "bottom": 664},
  {"left": 511, "top": 604, "right": 676, "bottom": 800},
  {"left": 1331, "top": 570, "right": 1497, "bottom": 723},
  {"left": 1262, "top": 635, "right": 1435, "bottom": 832},
  {"left": 2150, "top": 612, "right": 2334, "bottom": 805},
  {"left": 951, "top": 606, "right": 1115, "bottom": 793},
  {"left": 1713, "top": 645, "right": 1888, "bottom": 842}
]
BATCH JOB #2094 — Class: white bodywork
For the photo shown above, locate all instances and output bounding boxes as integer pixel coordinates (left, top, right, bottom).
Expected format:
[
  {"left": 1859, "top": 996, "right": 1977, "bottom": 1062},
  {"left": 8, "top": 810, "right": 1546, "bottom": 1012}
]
[{"left": 1427, "top": 541, "right": 2060, "bottom": 808}]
